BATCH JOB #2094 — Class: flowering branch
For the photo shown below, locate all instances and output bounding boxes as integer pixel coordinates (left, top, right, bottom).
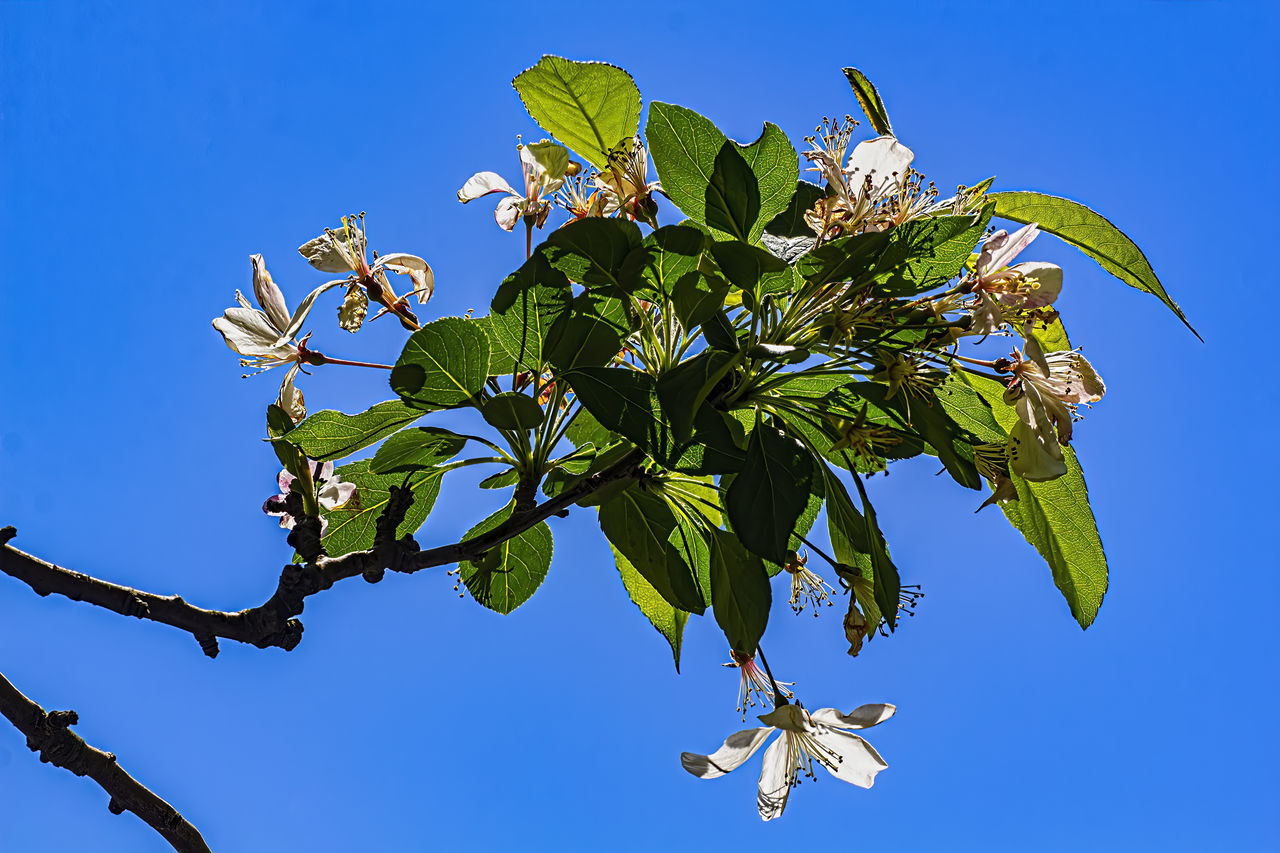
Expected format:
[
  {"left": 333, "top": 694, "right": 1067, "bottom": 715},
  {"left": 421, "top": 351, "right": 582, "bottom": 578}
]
[
  {"left": 0, "top": 667, "right": 211, "bottom": 853},
  {"left": 0, "top": 449, "right": 644, "bottom": 657}
]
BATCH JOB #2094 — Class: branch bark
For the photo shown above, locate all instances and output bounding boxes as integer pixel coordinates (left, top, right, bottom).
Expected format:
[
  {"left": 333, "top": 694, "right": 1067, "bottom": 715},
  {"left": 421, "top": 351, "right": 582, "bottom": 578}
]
[
  {"left": 0, "top": 669, "right": 211, "bottom": 853},
  {"left": 0, "top": 449, "right": 644, "bottom": 657}
]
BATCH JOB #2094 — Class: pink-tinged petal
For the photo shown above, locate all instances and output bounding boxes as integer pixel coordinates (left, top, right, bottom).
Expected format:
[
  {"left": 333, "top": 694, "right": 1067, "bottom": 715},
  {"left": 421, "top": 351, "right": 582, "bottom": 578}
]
[
  {"left": 213, "top": 308, "right": 290, "bottom": 357},
  {"left": 1001, "top": 261, "right": 1063, "bottom": 309},
  {"left": 262, "top": 495, "right": 289, "bottom": 517},
  {"left": 845, "top": 136, "right": 914, "bottom": 200},
  {"left": 277, "top": 469, "right": 296, "bottom": 493},
  {"left": 984, "top": 222, "right": 1039, "bottom": 272},
  {"left": 458, "top": 171, "right": 515, "bottom": 202},
  {"left": 812, "top": 729, "right": 888, "bottom": 789},
  {"left": 680, "top": 727, "right": 774, "bottom": 779},
  {"left": 756, "top": 734, "right": 792, "bottom": 821},
  {"left": 315, "top": 460, "right": 335, "bottom": 482},
  {"left": 251, "top": 254, "right": 291, "bottom": 333},
  {"left": 810, "top": 703, "right": 896, "bottom": 730},
  {"left": 494, "top": 196, "right": 523, "bottom": 231}
]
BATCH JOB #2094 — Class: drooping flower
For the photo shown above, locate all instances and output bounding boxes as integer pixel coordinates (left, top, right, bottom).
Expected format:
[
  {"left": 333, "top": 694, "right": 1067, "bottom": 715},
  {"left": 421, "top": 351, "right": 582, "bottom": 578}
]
[
  {"left": 262, "top": 461, "right": 356, "bottom": 535},
  {"left": 723, "top": 650, "right": 794, "bottom": 720},
  {"left": 783, "top": 550, "right": 836, "bottom": 615},
  {"left": 298, "top": 214, "right": 435, "bottom": 317},
  {"left": 458, "top": 139, "right": 570, "bottom": 231},
  {"left": 681, "top": 701, "right": 895, "bottom": 821},
  {"left": 1004, "top": 344, "right": 1106, "bottom": 481}
]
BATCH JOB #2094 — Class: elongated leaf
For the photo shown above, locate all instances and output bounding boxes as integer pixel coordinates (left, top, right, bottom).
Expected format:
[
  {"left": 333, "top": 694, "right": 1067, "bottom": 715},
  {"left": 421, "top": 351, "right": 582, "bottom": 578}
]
[
  {"left": 646, "top": 102, "right": 797, "bottom": 243},
  {"left": 850, "top": 475, "right": 901, "bottom": 630},
  {"left": 842, "top": 67, "right": 893, "bottom": 136},
  {"left": 957, "top": 374, "right": 1110, "bottom": 628},
  {"left": 391, "top": 317, "right": 490, "bottom": 409},
  {"left": 284, "top": 401, "right": 423, "bottom": 462},
  {"left": 369, "top": 427, "right": 468, "bottom": 474},
  {"left": 611, "top": 545, "right": 689, "bottom": 671},
  {"left": 870, "top": 212, "right": 988, "bottom": 296},
  {"left": 458, "top": 502, "right": 553, "bottom": 614},
  {"left": 599, "top": 485, "right": 705, "bottom": 614},
  {"left": 726, "top": 424, "right": 814, "bottom": 563},
  {"left": 708, "top": 526, "right": 771, "bottom": 655},
  {"left": 989, "top": 191, "right": 1197, "bottom": 338},
  {"left": 512, "top": 56, "right": 641, "bottom": 170},
  {"left": 321, "top": 460, "right": 442, "bottom": 558}
]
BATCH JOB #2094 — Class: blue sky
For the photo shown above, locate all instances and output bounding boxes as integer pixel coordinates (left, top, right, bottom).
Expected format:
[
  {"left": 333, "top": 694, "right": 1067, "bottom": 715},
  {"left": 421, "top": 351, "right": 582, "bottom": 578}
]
[{"left": 1, "top": 1, "right": 1276, "bottom": 850}]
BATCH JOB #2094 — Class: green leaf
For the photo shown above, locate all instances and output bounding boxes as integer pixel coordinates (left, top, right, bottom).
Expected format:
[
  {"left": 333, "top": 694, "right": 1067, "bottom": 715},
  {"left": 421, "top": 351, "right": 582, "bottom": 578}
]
[
  {"left": 321, "top": 460, "right": 442, "bottom": 558},
  {"left": 391, "top": 317, "right": 491, "bottom": 410},
  {"left": 611, "top": 544, "right": 689, "bottom": 671},
  {"left": 543, "top": 290, "right": 631, "bottom": 372},
  {"left": 958, "top": 373, "right": 1109, "bottom": 628},
  {"left": 478, "top": 469, "right": 519, "bottom": 490},
  {"left": 369, "top": 427, "right": 467, "bottom": 474},
  {"left": 459, "top": 502, "right": 553, "bottom": 614},
  {"left": 481, "top": 392, "right": 546, "bottom": 431},
  {"left": 765, "top": 181, "right": 826, "bottom": 239},
  {"left": 726, "top": 424, "right": 814, "bottom": 563},
  {"left": 565, "top": 406, "right": 615, "bottom": 451},
  {"left": 821, "top": 466, "right": 884, "bottom": 633},
  {"left": 851, "top": 382, "right": 981, "bottom": 489},
  {"left": 796, "top": 231, "right": 890, "bottom": 286},
  {"left": 286, "top": 401, "right": 425, "bottom": 462},
  {"left": 870, "top": 213, "right": 989, "bottom": 297},
  {"left": 599, "top": 485, "right": 705, "bottom": 614},
  {"left": 620, "top": 224, "right": 705, "bottom": 300},
  {"left": 850, "top": 475, "right": 902, "bottom": 630},
  {"left": 709, "top": 241, "right": 793, "bottom": 297},
  {"left": 512, "top": 56, "right": 641, "bottom": 170},
  {"left": 545, "top": 217, "right": 643, "bottom": 291},
  {"left": 989, "top": 191, "right": 1197, "bottom": 338},
  {"left": 265, "top": 404, "right": 308, "bottom": 478},
  {"left": 656, "top": 348, "right": 738, "bottom": 442},
  {"left": 484, "top": 253, "right": 572, "bottom": 376},
  {"left": 708, "top": 526, "right": 771, "bottom": 655},
  {"left": 646, "top": 102, "right": 797, "bottom": 243},
  {"left": 842, "top": 67, "right": 893, "bottom": 136}
]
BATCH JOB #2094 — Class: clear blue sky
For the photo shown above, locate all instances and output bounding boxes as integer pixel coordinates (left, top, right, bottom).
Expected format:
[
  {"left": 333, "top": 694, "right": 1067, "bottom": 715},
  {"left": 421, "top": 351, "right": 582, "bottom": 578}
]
[{"left": 2, "top": 1, "right": 1276, "bottom": 850}]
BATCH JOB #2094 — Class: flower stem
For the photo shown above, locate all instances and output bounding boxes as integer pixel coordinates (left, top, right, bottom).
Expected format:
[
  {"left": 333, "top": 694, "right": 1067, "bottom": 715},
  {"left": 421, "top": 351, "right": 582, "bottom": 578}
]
[
  {"left": 755, "top": 646, "right": 789, "bottom": 707},
  {"left": 322, "top": 356, "right": 394, "bottom": 370}
]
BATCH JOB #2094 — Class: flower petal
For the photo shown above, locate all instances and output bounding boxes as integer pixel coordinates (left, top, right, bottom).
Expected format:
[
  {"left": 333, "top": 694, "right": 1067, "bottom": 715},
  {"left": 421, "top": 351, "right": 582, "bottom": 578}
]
[
  {"left": 756, "top": 734, "right": 792, "bottom": 821},
  {"left": 251, "top": 254, "right": 291, "bottom": 333},
  {"left": 983, "top": 222, "right": 1039, "bottom": 273},
  {"left": 845, "top": 136, "right": 914, "bottom": 201},
  {"left": 810, "top": 703, "right": 896, "bottom": 731},
  {"left": 276, "top": 364, "right": 306, "bottom": 423},
  {"left": 378, "top": 253, "right": 436, "bottom": 304},
  {"left": 213, "top": 308, "right": 293, "bottom": 357},
  {"left": 272, "top": 279, "right": 345, "bottom": 347},
  {"left": 457, "top": 171, "right": 515, "bottom": 202},
  {"left": 494, "top": 196, "right": 523, "bottom": 231},
  {"left": 680, "top": 727, "right": 774, "bottom": 779},
  {"left": 1009, "top": 414, "right": 1067, "bottom": 482},
  {"left": 318, "top": 479, "right": 356, "bottom": 510},
  {"left": 1005, "top": 261, "right": 1062, "bottom": 309},
  {"left": 298, "top": 225, "right": 363, "bottom": 274},
  {"left": 812, "top": 729, "right": 888, "bottom": 789}
]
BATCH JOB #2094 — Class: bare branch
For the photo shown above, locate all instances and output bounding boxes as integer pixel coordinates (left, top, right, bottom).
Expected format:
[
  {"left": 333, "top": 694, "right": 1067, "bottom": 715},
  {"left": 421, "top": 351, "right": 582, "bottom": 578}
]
[
  {"left": 0, "top": 668, "right": 211, "bottom": 853},
  {"left": 0, "top": 449, "right": 644, "bottom": 656}
]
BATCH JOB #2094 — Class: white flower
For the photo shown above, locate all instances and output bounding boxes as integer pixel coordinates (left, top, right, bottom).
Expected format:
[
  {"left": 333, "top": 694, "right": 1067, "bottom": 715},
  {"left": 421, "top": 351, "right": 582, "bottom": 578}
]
[
  {"left": 968, "top": 224, "right": 1064, "bottom": 336},
  {"left": 803, "top": 118, "right": 916, "bottom": 238},
  {"left": 298, "top": 214, "right": 435, "bottom": 306},
  {"left": 682, "top": 702, "right": 895, "bottom": 821},
  {"left": 262, "top": 461, "right": 357, "bottom": 535},
  {"left": 212, "top": 255, "right": 340, "bottom": 400},
  {"left": 458, "top": 140, "right": 569, "bottom": 231},
  {"left": 1005, "top": 345, "right": 1106, "bottom": 481}
]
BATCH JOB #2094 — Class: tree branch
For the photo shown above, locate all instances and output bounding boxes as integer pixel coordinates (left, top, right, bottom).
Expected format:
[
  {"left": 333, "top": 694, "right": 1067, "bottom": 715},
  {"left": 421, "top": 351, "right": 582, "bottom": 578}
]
[
  {"left": 0, "top": 449, "right": 644, "bottom": 657},
  {"left": 0, "top": 668, "right": 211, "bottom": 853}
]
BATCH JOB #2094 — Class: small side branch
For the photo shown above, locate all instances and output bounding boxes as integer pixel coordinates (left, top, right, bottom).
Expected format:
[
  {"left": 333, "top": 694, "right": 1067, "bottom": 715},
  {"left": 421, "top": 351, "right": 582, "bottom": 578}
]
[
  {"left": 0, "top": 669, "right": 211, "bottom": 853},
  {"left": 0, "top": 449, "right": 644, "bottom": 655}
]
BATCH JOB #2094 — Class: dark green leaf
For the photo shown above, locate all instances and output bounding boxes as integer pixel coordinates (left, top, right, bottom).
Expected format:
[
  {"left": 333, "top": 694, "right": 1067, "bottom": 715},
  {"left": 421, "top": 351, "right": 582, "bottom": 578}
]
[
  {"left": 850, "top": 475, "right": 901, "bottom": 630},
  {"left": 459, "top": 502, "right": 553, "bottom": 614},
  {"left": 709, "top": 241, "right": 793, "bottom": 297},
  {"left": 851, "top": 382, "right": 981, "bottom": 489},
  {"left": 265, "top": 404, "right": 308, "bottom": 477},
  {"left": 391, "top": 317, "right": 490, "bottom": 409},
  {"left": 369, "top": 427, "right": 467, "bottom": 474},
  {"left": 485, "top": 253, "right": 572, "bottom": 375},
  {"left": 478, "top": 469, "right": 519, "bottom": 489},
  {"left": 512, "top": 56, "right": 641, "bottom": 170},
  {"left": 796, "top": 231, "right": 890, "bottom": 285},
  {"left": 543, "top": 290, "right": 631, "bottom": 372},
  {"left": 286, "top": 401, "right": 425, "bottom": 462},
  {"left": 726, "top": 424, "right": 814, "bottom": 563},
  {"left": 481, "top": 392, "right": 546, "bottom": 431},
  {"left": 842, "top": 67, "right": 893, "bottom": 136},
  {"left": 701, "top": 308, "right": 740, "bottom": 352},
  {"left": 564, "top": 406, "right": 615, "bottom": 451},
  {"left": 708, "top": 526, "right": 771, "bottom": 655},
  {"left": 321, "top": 460, "right": 442, "bottom": 558},
  {"left": 599, "top": 485, "right": 705, "bottom": 614},
  {"left": 545, "top": 217, "right": 643, "bottom": 291},
  {"left": 765, "top": 181, "right": 826, "bottom": 239},
  {"left": 989, "top": 191, "right": 1197, "bottom": 338},
  {"left": 870, "top": 213, "right": 988, "bottom": 297},
  {"left": 656, "top": 348, "right": 738, "bottom": 442}
]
